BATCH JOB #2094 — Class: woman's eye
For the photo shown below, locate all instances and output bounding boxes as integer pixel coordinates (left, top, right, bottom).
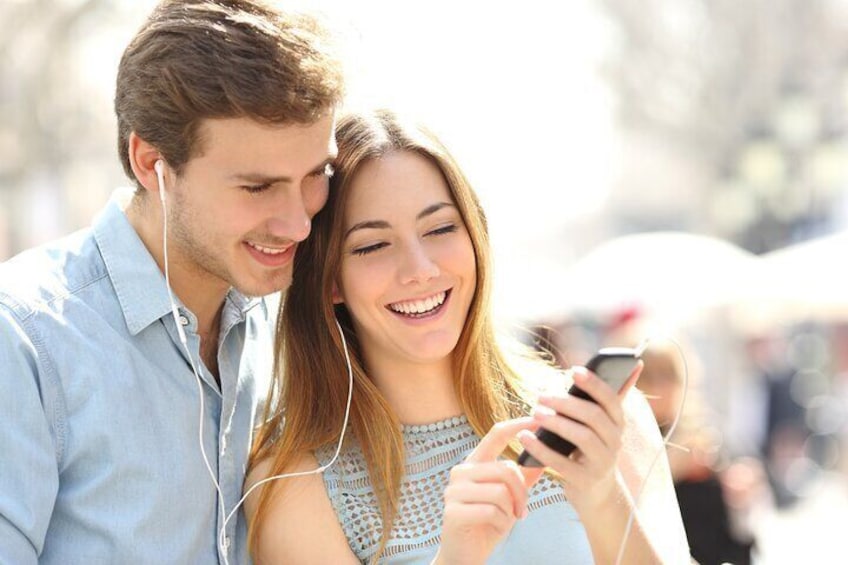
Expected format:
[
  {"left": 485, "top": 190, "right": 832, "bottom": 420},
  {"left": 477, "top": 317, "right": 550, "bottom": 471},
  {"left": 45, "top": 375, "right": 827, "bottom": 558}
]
[
  {"left": 427, "top": 224, "right": 458, "bottom": 237},
  {"left": 351, "top": 242, "right": 388, "bottom": 256}
]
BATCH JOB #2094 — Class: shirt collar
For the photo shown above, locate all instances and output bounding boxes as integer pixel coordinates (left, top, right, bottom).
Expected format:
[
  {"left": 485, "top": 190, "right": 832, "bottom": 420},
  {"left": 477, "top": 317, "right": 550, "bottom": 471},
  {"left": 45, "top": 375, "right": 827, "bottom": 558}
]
[{"left": 93, "top": 190, "right": 267, "bottom": 335}]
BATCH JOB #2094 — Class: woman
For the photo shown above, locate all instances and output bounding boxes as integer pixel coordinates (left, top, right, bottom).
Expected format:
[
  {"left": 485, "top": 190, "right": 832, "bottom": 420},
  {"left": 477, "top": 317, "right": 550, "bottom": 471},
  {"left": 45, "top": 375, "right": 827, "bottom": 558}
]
[{"left": 245, "top": 109, "right": 690, "bottom": 564}]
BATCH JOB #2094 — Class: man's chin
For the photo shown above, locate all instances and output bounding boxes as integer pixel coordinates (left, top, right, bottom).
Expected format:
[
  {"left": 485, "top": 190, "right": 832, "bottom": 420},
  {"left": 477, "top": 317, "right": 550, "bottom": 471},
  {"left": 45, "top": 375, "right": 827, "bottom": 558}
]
[{"left": 232, "top": 273, "right": 292, "bottom": 298}]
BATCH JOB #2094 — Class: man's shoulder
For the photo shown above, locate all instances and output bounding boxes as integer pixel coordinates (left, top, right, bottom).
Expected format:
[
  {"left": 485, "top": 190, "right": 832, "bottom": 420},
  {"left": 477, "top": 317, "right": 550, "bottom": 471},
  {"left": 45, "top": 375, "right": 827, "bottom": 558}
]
[{"left": 0, "top": 228, "right": 106, "bottom": 321}]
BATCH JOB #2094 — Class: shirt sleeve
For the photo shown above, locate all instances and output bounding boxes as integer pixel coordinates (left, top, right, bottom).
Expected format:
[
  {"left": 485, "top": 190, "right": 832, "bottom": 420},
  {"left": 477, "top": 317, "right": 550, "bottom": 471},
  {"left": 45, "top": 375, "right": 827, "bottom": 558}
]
[{"left": 0, "top": 305, "right": 60, "bottom": 564}]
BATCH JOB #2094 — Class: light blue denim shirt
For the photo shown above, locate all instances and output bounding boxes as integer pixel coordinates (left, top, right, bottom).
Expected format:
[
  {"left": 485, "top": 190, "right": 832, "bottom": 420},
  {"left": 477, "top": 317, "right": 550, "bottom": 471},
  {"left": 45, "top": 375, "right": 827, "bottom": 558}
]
[{"left": 0, "top": 194, "right": 274, "bottom": 564}]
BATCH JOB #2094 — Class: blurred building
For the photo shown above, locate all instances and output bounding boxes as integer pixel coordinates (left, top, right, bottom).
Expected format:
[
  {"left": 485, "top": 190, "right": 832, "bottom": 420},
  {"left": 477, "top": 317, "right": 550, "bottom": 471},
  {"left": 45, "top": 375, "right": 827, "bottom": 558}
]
[{"left": 596, "top": 0, "right": 848, "bottom": 253}]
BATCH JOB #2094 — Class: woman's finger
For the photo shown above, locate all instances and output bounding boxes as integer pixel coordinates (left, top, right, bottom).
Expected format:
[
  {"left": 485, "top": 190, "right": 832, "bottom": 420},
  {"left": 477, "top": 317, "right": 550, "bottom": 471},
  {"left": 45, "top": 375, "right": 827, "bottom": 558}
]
[
  {"left": 517, "top": 428, "right": 582, "bottom": 477},
  {"left": 532, "top": 410, "right": 615, "bottom": 461},
  {"left": 443, "top": 501, "right": 515, "bottom": 535},
  {"left": 533, "top": 400, "right": 622, "bottom": 454},
  {"left": 466, "top": 417, "right": 537, "bottom": 463},
  {"left": 450, "top": 460, "right": 531, "bottom": 517},
  {"left": 444, "top": 481, "right": 517, "bottom": 519}
]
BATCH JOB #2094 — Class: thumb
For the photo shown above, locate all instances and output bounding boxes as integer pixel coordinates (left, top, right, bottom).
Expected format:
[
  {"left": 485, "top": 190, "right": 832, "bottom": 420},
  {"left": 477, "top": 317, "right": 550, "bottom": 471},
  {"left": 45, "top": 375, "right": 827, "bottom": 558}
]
[{"left": 519, "top": 466, "right": 545, "bottom": 489}]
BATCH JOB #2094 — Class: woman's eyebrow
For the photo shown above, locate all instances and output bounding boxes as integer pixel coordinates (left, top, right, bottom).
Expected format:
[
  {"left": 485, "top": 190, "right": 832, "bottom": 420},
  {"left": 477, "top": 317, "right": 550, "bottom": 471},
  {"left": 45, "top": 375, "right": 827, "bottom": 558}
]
[
  {"left": 417, "top": 201, "right": 454, "bottom": 220},
  {"left": 344, "top": 219, "right": 390, "bottom": 239},
  {"left": 344, "top": 201, "right": 456, "bottom": 240}
]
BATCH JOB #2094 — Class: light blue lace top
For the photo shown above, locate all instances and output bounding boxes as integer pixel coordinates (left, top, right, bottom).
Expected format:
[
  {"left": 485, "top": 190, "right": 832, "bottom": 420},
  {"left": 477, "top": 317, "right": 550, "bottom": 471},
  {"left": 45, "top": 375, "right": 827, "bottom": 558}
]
[{"left": 315, "top": 415, "right": 594, "bottom": 564}]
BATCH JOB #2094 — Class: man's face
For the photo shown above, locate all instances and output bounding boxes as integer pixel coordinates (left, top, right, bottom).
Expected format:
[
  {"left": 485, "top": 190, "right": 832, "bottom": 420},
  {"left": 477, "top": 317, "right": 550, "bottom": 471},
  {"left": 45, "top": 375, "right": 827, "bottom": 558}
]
[{"left": 165, "top": 114, "right": 336, "bottom": 298}]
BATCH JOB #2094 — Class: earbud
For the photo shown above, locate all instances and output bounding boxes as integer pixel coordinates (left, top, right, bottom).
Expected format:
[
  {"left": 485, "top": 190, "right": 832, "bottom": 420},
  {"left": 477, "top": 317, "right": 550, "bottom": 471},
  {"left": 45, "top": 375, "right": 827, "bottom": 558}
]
[{"left": 154, "top": 159, "right": 166, "bottom": 204}]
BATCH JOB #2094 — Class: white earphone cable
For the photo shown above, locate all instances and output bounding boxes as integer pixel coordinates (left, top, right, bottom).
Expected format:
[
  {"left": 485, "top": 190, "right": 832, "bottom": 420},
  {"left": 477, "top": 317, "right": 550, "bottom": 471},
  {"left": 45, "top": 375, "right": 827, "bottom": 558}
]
[
  {"left": 157, "top": 160, "right": 227, "bottom": 554},
  {"left": 157, "top": 157, "right": 354, "bottom": 565},
  {"left": 158, "top": 160, "right": 685, "bottom": 563},
  {"left": 613, "top": 336, "right": 689, "bottom": 565},
  {"left": 218, "top": 318, "right": 355, "bottom": 561}
]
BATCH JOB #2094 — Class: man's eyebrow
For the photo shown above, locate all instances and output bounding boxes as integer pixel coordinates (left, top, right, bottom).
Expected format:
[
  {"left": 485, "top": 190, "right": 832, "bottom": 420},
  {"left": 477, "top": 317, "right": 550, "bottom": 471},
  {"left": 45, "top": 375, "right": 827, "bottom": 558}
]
[
  {"left": 230, "top": 172, "right": 293, "bottom": 184},
  {"left": 230, "top": 155, "right": 338, "bottom": 184},
  {"left": 344, "top": 201, "right": 456, "bottom": 240}
]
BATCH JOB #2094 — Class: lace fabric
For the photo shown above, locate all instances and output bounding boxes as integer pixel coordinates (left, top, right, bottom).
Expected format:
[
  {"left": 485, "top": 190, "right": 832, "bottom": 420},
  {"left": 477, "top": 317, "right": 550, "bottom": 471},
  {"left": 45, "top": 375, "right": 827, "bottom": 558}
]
[{"left": 316, "top": 415, "right": 583, "bottom": 563}]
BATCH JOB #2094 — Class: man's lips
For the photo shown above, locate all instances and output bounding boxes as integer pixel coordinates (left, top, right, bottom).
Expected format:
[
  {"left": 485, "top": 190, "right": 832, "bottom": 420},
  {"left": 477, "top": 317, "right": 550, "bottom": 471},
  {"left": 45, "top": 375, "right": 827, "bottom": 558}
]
[
  {"left": 244, "top": 240, "right": 296, "bottom": 267},
  {"left": 246, "top": 241, "right": 292, "bottom": 255}
]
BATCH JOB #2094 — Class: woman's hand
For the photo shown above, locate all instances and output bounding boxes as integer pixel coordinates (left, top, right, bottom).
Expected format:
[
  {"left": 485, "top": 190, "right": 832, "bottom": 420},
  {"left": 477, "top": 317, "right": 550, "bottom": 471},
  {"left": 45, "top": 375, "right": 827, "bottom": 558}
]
[
  {"left": 433, "top": 418, "right": 545, "bottom": 565},
  {"left": 517, "top": 363, "right": 641, "bottom": 510}
]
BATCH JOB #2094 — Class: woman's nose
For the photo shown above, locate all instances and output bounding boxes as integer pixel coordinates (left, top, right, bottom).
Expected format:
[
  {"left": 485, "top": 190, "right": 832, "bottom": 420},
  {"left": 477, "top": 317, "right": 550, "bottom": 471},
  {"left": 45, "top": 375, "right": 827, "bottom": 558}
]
[{"left": 398, "top": 243, "right": 440, "bottom": 285}]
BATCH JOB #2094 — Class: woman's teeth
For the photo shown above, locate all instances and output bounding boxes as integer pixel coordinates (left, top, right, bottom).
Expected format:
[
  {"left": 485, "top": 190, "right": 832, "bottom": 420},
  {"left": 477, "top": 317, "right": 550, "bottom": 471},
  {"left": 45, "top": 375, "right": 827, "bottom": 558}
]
[{"left": 389, "top": 291, "right": 447, "bottom": 316}]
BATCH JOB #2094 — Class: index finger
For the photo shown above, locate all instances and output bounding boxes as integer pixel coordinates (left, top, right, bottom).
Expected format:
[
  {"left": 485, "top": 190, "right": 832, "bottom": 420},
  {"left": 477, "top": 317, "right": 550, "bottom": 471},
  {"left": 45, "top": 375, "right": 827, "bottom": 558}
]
[{"left": 467, "top": 417, "right": 537, "bottom": 463}]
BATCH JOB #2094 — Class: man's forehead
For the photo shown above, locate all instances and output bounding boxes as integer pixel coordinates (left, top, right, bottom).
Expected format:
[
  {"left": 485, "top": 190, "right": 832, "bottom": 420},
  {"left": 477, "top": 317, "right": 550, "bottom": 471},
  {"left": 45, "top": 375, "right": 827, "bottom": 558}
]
[{"left": 190, "top": 115, "right": 336, "bottom": 171}]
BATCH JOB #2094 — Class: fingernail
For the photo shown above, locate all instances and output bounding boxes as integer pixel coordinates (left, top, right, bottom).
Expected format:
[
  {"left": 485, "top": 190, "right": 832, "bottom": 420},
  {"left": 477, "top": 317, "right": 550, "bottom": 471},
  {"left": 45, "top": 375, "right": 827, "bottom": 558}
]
[
  {"left": 521, "top": 507, "right": 530, "bottom": 519},
  {"left": 518, "top": 429, "right": 535, "bottom": 443},
  {"left": 532, "top": 405, "right": 556, "bottom": 418}
]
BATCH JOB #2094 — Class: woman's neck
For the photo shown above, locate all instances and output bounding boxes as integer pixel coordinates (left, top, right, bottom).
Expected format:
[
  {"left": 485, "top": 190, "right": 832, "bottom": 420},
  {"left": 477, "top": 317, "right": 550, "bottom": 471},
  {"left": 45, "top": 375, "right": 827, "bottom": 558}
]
[{"left": 366, "top": 356, "right": 463, "bottom": 426}]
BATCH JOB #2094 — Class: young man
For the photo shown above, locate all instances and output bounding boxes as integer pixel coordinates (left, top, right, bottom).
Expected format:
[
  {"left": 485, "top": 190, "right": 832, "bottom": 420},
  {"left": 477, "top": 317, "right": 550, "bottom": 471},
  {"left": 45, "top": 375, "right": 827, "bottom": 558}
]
[{"left": 0, "top": 1, "right": 343, "bottom": 563}]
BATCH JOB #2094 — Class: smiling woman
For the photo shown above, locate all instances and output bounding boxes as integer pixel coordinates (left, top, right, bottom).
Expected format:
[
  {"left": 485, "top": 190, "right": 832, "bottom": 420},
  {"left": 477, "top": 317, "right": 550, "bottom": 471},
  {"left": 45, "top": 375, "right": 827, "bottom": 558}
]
[
  {"left": 334, "top": 150, "right": 477, "bottom": 374},
  {"left": 243, "top": 109, "right": 691, "bottom": 565}
]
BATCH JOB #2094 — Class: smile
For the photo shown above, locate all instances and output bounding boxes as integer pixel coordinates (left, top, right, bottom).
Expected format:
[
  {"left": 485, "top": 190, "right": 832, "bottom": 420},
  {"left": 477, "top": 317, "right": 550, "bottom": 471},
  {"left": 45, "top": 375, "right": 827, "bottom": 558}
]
[
  {"left": 387, "top": 290, "right": 450, "bottom": 318},
  {"left": 246, "top": 241, "right": 291, "bottom": 255},
  {"left": 244, "top": 240, "right": 296, "bottom": 268}
]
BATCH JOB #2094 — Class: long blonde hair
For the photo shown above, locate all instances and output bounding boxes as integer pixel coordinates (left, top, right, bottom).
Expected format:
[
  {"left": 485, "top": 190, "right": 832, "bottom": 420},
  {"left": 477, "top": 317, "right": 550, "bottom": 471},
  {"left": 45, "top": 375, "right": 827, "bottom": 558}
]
[{"left": 249, "top": 109, "right": 536, "bottom": 559}]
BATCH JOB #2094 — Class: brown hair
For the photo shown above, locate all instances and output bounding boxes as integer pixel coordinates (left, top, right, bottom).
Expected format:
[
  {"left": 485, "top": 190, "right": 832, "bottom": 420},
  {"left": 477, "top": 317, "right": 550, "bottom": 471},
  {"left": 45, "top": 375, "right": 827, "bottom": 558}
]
[
  {"left": 115, "top": 0, "right": 344, "bottom": 182},
  {"left": 248, "top": 109, "right": 539, "bottom": 559}
]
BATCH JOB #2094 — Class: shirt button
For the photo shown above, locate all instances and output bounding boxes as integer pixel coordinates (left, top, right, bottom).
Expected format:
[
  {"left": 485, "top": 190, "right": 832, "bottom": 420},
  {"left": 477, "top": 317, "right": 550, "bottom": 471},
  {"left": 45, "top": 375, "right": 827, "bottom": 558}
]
[
  {"left": 178, "top": 315, "right": 189, "bottom": 326},
  {"left": 222, "top": 536, "right": 231, "bottom": 552}
]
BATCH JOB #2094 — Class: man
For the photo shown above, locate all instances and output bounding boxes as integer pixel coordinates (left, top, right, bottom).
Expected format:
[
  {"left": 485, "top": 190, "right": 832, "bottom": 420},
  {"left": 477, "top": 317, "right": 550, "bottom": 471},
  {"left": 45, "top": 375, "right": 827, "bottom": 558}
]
[{"left": 0, "top": 1, "right": 343, "bottom": 563}]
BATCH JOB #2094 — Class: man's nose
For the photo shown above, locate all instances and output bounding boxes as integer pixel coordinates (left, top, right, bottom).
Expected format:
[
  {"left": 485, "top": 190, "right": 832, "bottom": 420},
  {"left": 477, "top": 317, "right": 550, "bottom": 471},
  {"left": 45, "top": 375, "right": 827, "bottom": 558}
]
[{"left": 266, "top": 188, "right": 312, "bottom": 242}]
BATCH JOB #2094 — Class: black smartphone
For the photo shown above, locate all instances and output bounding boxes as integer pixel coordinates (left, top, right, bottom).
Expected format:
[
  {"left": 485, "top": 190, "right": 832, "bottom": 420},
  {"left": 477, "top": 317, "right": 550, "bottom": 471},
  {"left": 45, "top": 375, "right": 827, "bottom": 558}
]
[{"left": 517, "top": 347, "right": 642, "bottom": 467}]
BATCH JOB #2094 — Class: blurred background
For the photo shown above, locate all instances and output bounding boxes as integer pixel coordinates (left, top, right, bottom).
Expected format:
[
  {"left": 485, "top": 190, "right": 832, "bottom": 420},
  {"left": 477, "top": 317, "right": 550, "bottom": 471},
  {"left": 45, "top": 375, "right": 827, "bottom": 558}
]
[{"left": 2, "top": 0, "right": 847, "bottom": 562}]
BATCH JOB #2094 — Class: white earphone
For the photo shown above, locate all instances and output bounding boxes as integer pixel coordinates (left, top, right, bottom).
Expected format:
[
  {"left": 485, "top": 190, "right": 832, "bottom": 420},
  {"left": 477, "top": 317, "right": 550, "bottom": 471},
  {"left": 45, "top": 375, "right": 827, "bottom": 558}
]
[
  {"left": 153, "top": 155, "right": 353, "bottom": 564},
  {"left": 154, "top": 159, "right": 166, "bottom": 205}
]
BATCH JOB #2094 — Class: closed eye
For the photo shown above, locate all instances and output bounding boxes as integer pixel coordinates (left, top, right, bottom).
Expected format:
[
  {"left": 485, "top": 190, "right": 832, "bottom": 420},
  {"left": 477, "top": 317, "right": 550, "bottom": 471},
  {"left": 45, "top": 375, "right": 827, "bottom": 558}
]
[
  {"left": 426, "top": 224, "right": 458, "bottom": 237},
  {"left": 241, "top": 183, "right": 272, "bottom": 194},
  {"left": 351, "top": 241, "right": 389, "bottom": 256}
]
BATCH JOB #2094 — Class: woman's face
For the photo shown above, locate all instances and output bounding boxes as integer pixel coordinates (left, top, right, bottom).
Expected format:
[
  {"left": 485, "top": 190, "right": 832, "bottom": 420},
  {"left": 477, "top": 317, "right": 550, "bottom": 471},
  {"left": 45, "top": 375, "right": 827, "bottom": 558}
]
[{"left": 335, "top": 151, "right": 477, "bottom": 371}]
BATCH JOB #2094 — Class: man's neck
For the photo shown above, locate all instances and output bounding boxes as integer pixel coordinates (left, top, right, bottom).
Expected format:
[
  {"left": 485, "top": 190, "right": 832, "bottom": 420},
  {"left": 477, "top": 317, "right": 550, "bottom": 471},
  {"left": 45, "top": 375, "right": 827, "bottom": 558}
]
[{"left": 125, "top": 198, "right": 229, "bottom": 340}]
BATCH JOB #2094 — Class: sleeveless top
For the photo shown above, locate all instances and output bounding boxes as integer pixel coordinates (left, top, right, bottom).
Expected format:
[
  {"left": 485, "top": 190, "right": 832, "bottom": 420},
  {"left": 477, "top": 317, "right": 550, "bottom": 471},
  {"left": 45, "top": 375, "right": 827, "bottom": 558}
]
[{"left": 315, "top": 415, "right": 594, "bottom": 564}]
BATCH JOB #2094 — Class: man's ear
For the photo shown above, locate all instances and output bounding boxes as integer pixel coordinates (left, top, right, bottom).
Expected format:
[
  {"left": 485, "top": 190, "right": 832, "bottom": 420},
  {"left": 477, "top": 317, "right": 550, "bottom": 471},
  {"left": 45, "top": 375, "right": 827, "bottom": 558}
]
[
  {"left": 127, "top": 131, "right": 164, "bottom": 198},
  {"left": 331, "top": 283, "right": 344, "bottom": 305}
]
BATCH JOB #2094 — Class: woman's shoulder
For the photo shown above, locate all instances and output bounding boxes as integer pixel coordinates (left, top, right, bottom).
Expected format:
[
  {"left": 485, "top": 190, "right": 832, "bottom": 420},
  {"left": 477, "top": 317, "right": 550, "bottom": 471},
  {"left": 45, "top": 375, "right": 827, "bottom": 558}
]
[
  {"left": 244, "top": 450, "right": 359, "bottom": 563},
  {"left": 243, "top": 450, "right": 322, "bottom": 519}
]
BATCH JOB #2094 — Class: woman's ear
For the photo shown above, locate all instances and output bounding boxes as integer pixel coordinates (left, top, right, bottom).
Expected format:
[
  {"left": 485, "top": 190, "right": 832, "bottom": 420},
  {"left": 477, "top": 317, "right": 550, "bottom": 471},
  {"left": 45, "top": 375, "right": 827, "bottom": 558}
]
[{"left": 331, "top": 283, "right": 344, "bottom": 305}]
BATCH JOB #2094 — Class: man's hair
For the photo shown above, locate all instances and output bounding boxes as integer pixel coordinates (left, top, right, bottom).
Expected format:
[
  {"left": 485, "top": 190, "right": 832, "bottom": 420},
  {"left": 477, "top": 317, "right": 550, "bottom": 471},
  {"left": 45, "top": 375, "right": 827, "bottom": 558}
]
[{"left": 115, "top": 0, "right": 344, "bottom": 180}]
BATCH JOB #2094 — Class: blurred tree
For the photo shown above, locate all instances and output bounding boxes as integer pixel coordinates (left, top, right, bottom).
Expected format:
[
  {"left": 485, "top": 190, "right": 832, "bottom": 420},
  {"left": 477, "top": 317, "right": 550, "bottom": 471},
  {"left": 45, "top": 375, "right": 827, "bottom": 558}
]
[
  {"left": 0, "top": 0, "right": 131, "bottom": 258},
  {"left": 597, "top": 0, "right": 848, "bottom": 252}
]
